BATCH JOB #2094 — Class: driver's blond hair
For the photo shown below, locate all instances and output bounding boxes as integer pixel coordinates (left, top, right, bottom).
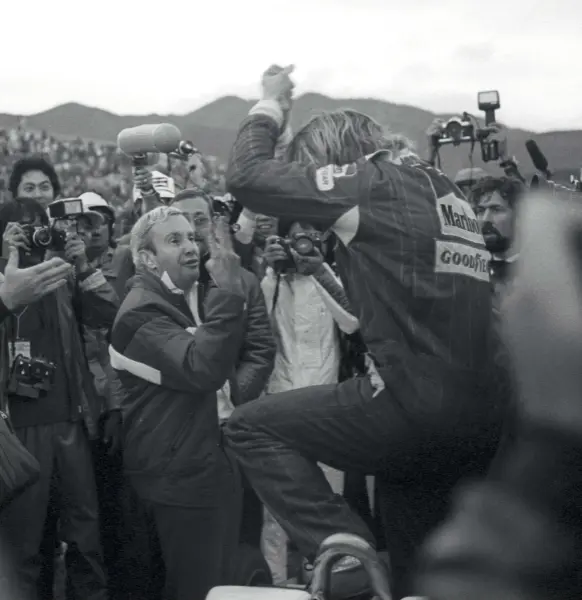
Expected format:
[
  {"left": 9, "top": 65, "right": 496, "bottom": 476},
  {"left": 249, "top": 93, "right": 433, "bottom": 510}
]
[{"left": 286, "top": 109, "right": 414, "bottom": 167}]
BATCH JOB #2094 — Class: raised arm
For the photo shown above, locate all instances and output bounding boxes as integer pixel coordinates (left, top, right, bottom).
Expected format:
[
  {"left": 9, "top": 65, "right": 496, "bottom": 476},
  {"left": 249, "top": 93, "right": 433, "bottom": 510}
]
[{"left": 226, "top": 66, "right": 364, "bottom": 232}]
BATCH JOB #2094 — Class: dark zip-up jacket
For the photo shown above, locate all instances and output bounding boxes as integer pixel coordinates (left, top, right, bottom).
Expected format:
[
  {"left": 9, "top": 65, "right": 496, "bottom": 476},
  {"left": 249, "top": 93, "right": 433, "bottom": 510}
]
[
  {"left": 0, "top": 264, "right": 119, "bottom": 437},
  {"left": 109, "top": 270, "right": 246, "bottom": 507}
]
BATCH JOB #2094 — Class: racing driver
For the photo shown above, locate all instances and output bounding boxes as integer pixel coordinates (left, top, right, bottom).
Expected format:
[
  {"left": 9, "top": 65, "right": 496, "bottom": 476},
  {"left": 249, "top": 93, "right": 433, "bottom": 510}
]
[{"left": 223, "top": 65, "right": 506, "bottom": 599}]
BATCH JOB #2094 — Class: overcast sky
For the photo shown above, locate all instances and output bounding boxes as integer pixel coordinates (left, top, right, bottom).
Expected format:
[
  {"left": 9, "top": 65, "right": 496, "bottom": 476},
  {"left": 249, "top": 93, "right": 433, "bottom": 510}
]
[{"left": 2, "top": 0, "right": 580, "bottom": 132}]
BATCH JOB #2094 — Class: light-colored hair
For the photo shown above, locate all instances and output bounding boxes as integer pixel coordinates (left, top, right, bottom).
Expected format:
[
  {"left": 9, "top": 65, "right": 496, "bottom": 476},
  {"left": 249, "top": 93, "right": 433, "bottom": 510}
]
[
  {"left": 130, "top": 205, "right": 185, "bottom": 268},
  {"left": 286, "top": 109, "right": 414, "bottom": 167}
]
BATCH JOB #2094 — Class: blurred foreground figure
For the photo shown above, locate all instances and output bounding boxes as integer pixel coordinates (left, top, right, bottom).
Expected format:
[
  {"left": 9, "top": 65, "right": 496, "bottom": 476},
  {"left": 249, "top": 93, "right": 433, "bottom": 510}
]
[{"left": 417, "top": 191, "right": 582, "bottom": 600}]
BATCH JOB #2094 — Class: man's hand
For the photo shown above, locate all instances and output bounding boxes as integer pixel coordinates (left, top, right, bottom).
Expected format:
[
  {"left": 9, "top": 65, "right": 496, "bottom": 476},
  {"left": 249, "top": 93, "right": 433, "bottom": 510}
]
[
  {"left": 0, "top": 245, "right": 72, "bottom": 311},
  {"left": 206, "top": 217, "right": 244, "bottom": 297},
  {"left": 486, "top": 122, "right": 508, "bottom": 160},
  {"left": 101, "top": 410, "right": 123, "bottom": 456},
  {"left": 262, "top": 64, "right": 295, "bottom": 118},
  {"left": 263, "top": 236, "right": 288, "bottom": 268},
  {"left": 425, "top": 118, "right": 446, "bottom": 140},
  {"left": 293, "top": 247, "right": 324, "bottom": 276},
  {"left": 133, "top": 166, "right": 154, "bottom": 193},
  {"left": 3, "top": 222, "right": 31, "bottom": 253},
  {"left": 64, "top": 236, "right": 89, "bottom": 272}
]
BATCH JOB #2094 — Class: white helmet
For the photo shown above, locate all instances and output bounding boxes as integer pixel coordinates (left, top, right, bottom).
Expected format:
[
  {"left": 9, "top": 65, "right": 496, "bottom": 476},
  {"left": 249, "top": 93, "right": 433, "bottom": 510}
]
[{"left": 79, "top": 192, "right": 115, "bottom": 222}]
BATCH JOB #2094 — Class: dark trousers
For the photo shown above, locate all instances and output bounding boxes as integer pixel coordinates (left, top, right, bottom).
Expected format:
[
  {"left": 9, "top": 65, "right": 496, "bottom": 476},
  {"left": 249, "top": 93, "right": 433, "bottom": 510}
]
[
  {"left": 239, "top": 474, "right": 264, "bottom": 548},
  {"left": 117, "top": 480, "right": 165, "bottom": 600},
  {"left": 0, "top": 421, "right": 107, "bottom": 600},
  {"left": 122, "top": 447, "right": 242, "bottom": 600},
  {"left": 40, "top": 438, "right": 123, "bottom": 600},
  {"left": 92, "top": 441, "right": 123, "bottom": 599},
  {"left": 140, "top": 501, "right": 230, "bottom": 600},
  {"left": 223, "top": 376, "right": 500, "bottom": 594}
]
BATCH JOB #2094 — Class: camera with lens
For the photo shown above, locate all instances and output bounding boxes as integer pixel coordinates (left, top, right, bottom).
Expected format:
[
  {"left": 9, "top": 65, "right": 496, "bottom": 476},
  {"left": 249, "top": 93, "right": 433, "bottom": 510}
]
[
  {"left": 22, "top": 198, "right": 87, "bottom": 252},
  {"left": 7, "top": 355, "right": 56, "bottom": 400},
  {"left": 171, "top": 140, "right": 198, "bottom": 159},
  {"left": 433, "top": 117, "right": 474, "bottom": 146},
  {"left": 269, "top": 231, "right": 323, "bottom": 273},
  {"left": 431, "top": 90, "right": 501, "bottom": 163},
  {"left": 211, "top": 193, "right": 243, "bottom": 232}
]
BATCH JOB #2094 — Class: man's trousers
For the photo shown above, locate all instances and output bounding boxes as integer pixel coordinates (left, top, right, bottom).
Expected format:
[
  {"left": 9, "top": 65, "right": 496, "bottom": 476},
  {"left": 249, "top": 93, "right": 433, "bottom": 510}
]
[
  {"left": 224, "top": 375, "right": 501, "bottom": 596},
  {"left": 0, "top": 420, "right": 107, "bottom": 600}
]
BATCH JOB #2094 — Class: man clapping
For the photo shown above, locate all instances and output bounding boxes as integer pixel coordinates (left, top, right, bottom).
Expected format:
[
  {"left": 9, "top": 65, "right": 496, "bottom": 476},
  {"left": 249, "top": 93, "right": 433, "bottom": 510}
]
[{"left": 109, "top": 207, "right": 249, "bottom": 600}]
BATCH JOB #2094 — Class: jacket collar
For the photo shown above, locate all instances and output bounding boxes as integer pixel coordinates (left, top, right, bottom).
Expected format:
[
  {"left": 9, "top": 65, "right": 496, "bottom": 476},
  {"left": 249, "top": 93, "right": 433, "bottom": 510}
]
[{"left": 132, "top": 269, "right": 192, "bottom": 312}]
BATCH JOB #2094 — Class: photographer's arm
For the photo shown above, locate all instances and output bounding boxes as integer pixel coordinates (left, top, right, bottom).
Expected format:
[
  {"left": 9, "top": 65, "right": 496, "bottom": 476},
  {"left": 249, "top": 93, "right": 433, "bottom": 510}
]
[
  {"left": 312, "top": 263, "right": 359, "bottom": 334},
  {"left": 0, "top": 286, "right": 12, "bottom": 325},
  {"left": 74, "top": 267, "right": 120, "bottom": 330}
]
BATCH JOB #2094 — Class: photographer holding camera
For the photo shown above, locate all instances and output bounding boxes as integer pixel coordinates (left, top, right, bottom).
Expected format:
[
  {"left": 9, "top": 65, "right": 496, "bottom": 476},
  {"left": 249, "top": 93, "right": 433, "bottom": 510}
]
[
  {"left": 0, "top": 197, "right": 119, "bottom": 600},
  {"left": 259, "top": 221, "right": 360, "bottom": 583}
]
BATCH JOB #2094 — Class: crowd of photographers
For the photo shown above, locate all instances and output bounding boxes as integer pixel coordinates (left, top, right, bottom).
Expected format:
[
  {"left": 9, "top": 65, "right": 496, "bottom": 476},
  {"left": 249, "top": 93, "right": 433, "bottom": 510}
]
[{"left": 0, "top": 67, "right": 580, "bottom": 600}]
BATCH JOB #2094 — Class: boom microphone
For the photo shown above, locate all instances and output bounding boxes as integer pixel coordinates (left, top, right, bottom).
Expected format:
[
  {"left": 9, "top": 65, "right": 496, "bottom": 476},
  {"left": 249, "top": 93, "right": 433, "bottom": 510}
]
[
  {"left": 526, "top": 139, "right": 552, "bottom": 178},
  {"left": 117, "top": 123, "right": 182, "bottom": 156}
]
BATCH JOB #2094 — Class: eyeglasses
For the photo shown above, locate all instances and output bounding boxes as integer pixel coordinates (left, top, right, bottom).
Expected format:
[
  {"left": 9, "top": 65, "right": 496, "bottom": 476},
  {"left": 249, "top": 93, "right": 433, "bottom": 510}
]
[{"left": 181, "top": 213, "right": 210, "bottom": 227}]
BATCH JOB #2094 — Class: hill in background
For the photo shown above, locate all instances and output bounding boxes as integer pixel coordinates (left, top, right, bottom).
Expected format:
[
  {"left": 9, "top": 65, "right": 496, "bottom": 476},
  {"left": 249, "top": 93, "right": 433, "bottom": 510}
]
[{"left": 0, "top": 94, "right": 580, "bottom": 180}]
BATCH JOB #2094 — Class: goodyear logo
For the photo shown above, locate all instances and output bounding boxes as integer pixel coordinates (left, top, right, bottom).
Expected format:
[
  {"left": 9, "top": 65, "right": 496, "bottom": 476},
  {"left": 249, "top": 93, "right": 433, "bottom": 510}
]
[
  {"left": 435, "top": 240, "right": 490, "bottom": 283},
  {"left": 437, "top": 192, "right": 484, "bottom": 245}
]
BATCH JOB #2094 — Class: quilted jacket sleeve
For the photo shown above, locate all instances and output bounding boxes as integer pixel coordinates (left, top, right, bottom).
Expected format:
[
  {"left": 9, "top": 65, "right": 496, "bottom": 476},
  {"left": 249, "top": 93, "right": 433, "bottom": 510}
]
[{"left": 235, "top": 272, "right": 275, "bottom": 402}]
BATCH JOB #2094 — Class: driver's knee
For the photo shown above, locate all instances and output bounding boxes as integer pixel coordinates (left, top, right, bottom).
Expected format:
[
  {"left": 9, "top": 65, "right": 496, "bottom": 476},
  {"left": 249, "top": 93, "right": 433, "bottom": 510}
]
[{"left": 223, "top": 397, "right": 268, "bottom": 447}]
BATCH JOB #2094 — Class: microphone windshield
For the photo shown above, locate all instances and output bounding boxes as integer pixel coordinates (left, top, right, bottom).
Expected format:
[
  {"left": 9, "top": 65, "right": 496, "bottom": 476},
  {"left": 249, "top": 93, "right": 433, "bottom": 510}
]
[{"left": 117, "top": 123, "right": 182, "bottom": 156}]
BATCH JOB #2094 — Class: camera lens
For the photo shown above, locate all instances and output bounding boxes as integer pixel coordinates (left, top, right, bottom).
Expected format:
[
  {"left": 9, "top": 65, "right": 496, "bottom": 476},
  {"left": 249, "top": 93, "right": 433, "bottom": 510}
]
[
  {"left": 445, "top": 119, "right": 463, "bottom": 143},
  {"left": 294, "top": 236, "right": 314, "bottom": 255},
  {"left": 31, "top": 227, "right": 52, "bottom": 248}
]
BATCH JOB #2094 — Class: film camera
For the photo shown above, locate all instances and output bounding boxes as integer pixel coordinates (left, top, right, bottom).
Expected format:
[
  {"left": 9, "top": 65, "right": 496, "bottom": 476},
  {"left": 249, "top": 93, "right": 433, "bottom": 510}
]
[
  {"left": 431, "top": 90, "right": 502, "bottom": 163},
  {"left": 211, "top": 193, "right": 242, "bottom": 232},
  {"left": 7, "top": 354, "right": 56, "bottom": 399},
  {"left": 268, "top": 231, "right": 323, "bottom": 273},
  {"left": 21, "top": 198, "right": 92, "bottom": 252}
]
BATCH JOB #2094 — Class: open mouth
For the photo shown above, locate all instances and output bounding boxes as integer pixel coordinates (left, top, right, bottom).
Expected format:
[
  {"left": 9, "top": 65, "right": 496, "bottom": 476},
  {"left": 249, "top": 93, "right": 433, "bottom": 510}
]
[{"left": 182, "top": 259, "right": 199, "bottom": 268}]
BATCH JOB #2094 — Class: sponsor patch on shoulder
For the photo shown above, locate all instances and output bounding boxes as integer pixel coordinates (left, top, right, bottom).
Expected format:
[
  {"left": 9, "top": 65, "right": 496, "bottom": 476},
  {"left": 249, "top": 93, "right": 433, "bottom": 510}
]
[
  {"left": 437, "top": 192, "right": 484, "bottom": 245},
  {"left": 435, "top": 240, "right": 490, "bottom": 283},
  {"left": 315, "top": 165, "right": 335, "bottom": 191}
]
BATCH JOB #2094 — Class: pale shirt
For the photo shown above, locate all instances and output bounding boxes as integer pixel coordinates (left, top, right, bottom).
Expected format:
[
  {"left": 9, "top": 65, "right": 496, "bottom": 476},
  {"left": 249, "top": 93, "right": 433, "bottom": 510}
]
[
  {"left": 160, "top": 272, "right": 234, "bottom": 422},
  {"left": 260, "top": 264, "right": 359, "bottom": 394}
]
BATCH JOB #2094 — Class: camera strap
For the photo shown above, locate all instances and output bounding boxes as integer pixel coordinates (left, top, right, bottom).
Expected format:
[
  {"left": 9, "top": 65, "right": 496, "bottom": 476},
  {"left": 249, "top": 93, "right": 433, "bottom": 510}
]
[{"left": 7, "top": 310, "right": 31, "bottom": 365}]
